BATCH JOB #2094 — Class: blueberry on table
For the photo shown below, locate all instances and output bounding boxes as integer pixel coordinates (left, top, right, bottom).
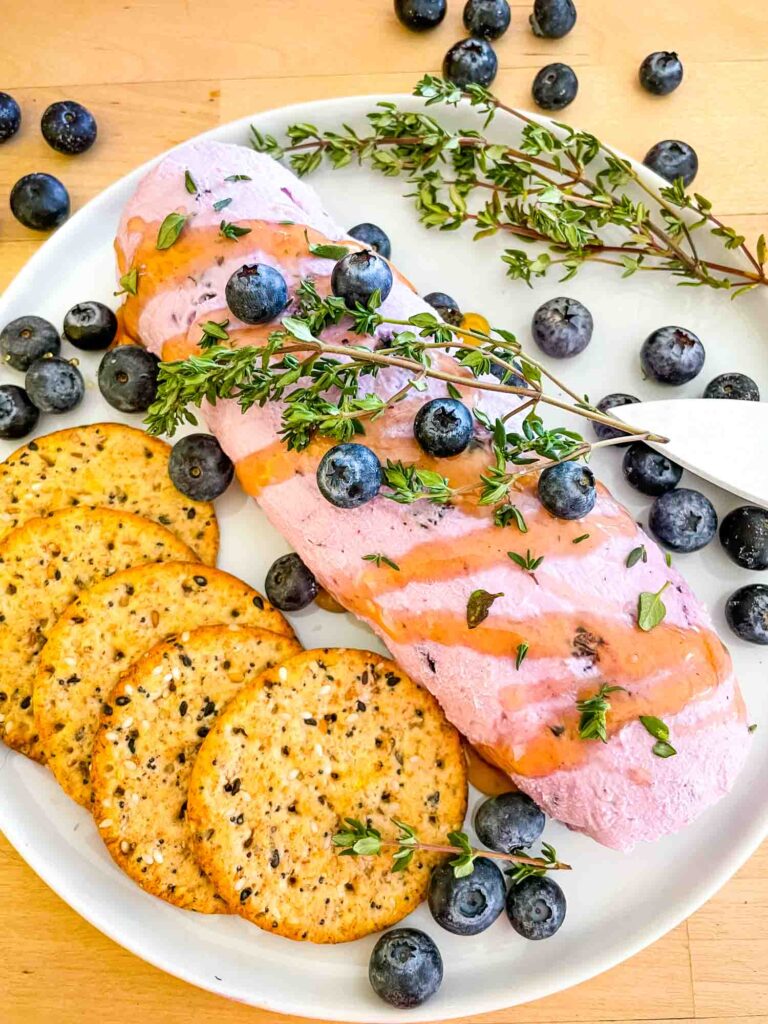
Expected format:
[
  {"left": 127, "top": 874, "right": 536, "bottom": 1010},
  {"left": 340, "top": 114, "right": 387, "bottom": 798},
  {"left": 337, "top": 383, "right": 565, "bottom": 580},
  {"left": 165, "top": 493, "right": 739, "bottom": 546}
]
[
  {"left": 98, "top": 346, "right": 160, "bottom": 413},
  {"left": 704, "top": 372, "right": 760, "bottom": 402},
  {"left": 331, "top": 250, "right": 393, "bottom": 309},
  {"left": 622, "top": 442, "right": 683, "bottom": 496},
  {"left": 0, "top": 92, "right": 21, "bottom": 143},
  {"left": 63, "top": 301, "right": 118, "bottom": 351},
  {"left": 649, "top": 487, "right": 717, "bottom": 553},
  {"left": 316, "top": 442, "right": 382, "bottom": 509},
  {"left": 474, "top": 791, "right": 546, "bottom": 852},
  {"left": 506, "top": 875, "right": 566, "bottom": 940},
  {"left": 225, "top": 264, "right": 288, "bottom": 325},
  {"left": 641, "top": 325, "right": 705, "bottom": 385},
  {"left": 428, "top": 857, "right": 506, "bottom": 935},
  {"left": 463, "top": 0, "right": 511, "bottom": 40},
  {"left": 0, "top": 385, "right": 40, "bottom": 439},
  {"left": 265, "top": 553, "right": 319, "bottom": 612},
  {"left": 719, "top": 506, "right": 768, "bottom": 571},
  {"left": 25, "top": 357, "right": 84, "bottom": 414},
  {"left": 443, "top": 38, "right": 499, "bottom": 89},
  {"left": 0, "top": 315, "right": 60, "bottom": 371},
  {"left": 348, "top": 222, "right": 391, "bottom": 259},
  {"left": 369, "top": 928, "right": 443, "bottom": 1008},
  {"left": 423, "top": 291, "right": 463, "bottom": 327},
  {"left": 10, "top": 172, "right": 70, "bottom": 231},
  {"left": 168, "top": 433, "right": 234, "bottom": 501},
  {"left": 725, "top": 584, "right": 768, "bottom": 645},
  {"left": 639, "top": 52, "right": 684, "bottom": 96},
  {"left": 532, "top": 63, "right": 579, "bottom": 111},
  {"left": 530, "top": 0, "right": 576, "bottom": 38},
  {"left": 40, "top": 100, "right": 97, "bottom": 155},
  {"left": 538, "top": 461, "right": 596, "bottom": 520},
  {"left": 531, "top": 296, "right": 592, "bottom": 358},
  {"left": 593, "top": 393, "right": 640, "bottom": 444},
  {"left": 414, "top": 397, "right": 473, "bottom": 458},
  {"left": 643, "top": 140, "right": 698, "bottom": 187},
  {"left": 394, "top": 0, "right": 446, "bottom": 31}
]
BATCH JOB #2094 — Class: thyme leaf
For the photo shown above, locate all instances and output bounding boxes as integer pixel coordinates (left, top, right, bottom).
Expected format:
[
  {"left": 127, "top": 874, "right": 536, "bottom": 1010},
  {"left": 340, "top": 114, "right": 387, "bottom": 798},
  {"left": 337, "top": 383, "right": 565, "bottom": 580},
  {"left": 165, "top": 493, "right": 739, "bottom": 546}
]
[
  {"left": 577, "top": 683, "right": 626, "bottom": 742},
  {"left": 466, "top": 589, "right": 503, "bottom": 629},
  {"left": 156, "top": 212, "right": 187, "bottom": 250}
]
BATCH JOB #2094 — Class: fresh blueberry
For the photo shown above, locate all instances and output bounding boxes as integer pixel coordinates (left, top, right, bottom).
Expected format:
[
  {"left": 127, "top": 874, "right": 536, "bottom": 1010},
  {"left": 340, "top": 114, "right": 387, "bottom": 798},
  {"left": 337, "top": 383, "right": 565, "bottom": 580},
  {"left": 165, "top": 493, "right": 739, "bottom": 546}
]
[
  {"left": 63, "top": 301, "right": 118, "bottom": 351},
  {"left": 443, "top": 38, "right": 499, "bottom": 89},
  {"left": 0, "top": 385, "right": 40, "bottom": 439},
  {"left": 474, "top": 791, "right": 545, "bottom": 852},
  {"left": 97, "top": 346, "right": 160, "bottom": 413},
  {"left": 348, "top": 222, "right": 391, "bottom": 259},
  {"left": 532, "top": 63, "right": 579, "bottom": 111},
  {"left": 643, "top": 140, "right": 698, "bottom": 187},
  {"left": 725, "top": 585, "right": 768, "bottom": 645},
  {"left": 530, "top": 0, "right": 576, "bottom": 38},
  {"left": 538, "top": 461, "right": 596, "bottom": 520},
  {"left": 41, "top": 100, "right": 97, "bottom": 155},
  {"left": 331, "top": 250, "right": 393, "bottom": 310},
  {"left": 168, "top": 433, "right": 234, "bottom": 501},
  {"left": 532, "top": 297, "right": 592, "bottom": 358},
  {"left": 428, "top": 857, "right": 506, "bottom": 936},
  {"left": 25, "top": 357, "right": 84, "bottom": 414},
  {"left": 0, "top": 92, "right": 21, "bottom": 143},
  {"left": 10, "top": 173, "right": 70, "bottom": 231},
  {"left": 704, "top": 372, "right": 759, "bottom": 402},
  {"left": 0, "top": 315, "right": 60, "bottom": 371},
  {"left": 463, "top": 0, "right": 511, "bottom": 40},
  {"left": 649, "top": 487, "right": 717, "bottom": 553},
  {"left": 394, "top": 0, "right": 447, "bottom": 31},
  {"left": 641, "top": 325, "right": 705, "bottom": 385},
  {"left": 593, "top": 393, "right": 640, "bottom": 444},
  {"left": 369, "top": 928, "right": 443, "bottom": 1008},
  {"left": 639, "top": 52, "right": 684, "bottom": 96},
  {"left": 424, "top": 291, "right": 463, "bottom": 327},
  {"left": 265, "top": 553, "right": 319, "bottom": 611},
  {"left": 414, "top": 397, "right": 473, "bottom": 458},
  {"left": 506, "top": 876, "right": 566, "bottom": 940},
  {"left": 719, "top": 506, "right": 768, "bottom": 571},
  {"left": 316, "top": 442, "right": 382, "bottom": 508},
  {"left": 622, "top": 442, "right": 683, "bottom": 497},
  {"left": 225, "top": 264, "right": 288, "bottom": 324}
]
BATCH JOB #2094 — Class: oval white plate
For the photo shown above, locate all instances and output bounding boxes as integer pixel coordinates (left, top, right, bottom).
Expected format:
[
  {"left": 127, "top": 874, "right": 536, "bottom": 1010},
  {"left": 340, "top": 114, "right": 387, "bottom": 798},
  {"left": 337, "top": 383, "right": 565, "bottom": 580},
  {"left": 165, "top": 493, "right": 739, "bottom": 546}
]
[{"left": 0, "top": 95, "right": 766, "bottom": 1023}]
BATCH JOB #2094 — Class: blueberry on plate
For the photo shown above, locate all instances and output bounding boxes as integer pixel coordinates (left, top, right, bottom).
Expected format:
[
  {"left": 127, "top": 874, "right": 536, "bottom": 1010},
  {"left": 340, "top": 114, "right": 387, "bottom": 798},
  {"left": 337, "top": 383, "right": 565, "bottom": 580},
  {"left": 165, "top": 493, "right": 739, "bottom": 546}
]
[
  {"left": 369, "top": 928, "right": 443, "bottom": 1008},
  {"left": 538, "top": 461, "right": 596, "bottom": 520},
  {"left": 168, "top": 434, "right": 234, "bottom": 501},
  {"left": 474, "top": 791, "right": 545, "bottom": 852},
  {"left": 394, "top": 0, "right": 447, "bottom": 31},
  {"left": 725, "top": 584, "right": 768, "bottom": 645},
  {"left": 63, "top": 301, "right": 118, "bottom": 351},
  {"left": 316, "top": 442, "right": 382, "bottom": 508},
  {"left": 348, "top": 222, "right": 391, "bottom": 259},
  {"left": 10, "top": 172, "right": 70, "bottom": 231},
  {"left": 532, "top": 297, "right": 592, "bottom": 358},
  {"left": 41, "top": 100, "right": 97, "bottom": 155},
  {"left": 704, "top": 372, "right": 759, "bottom": 402},
  {"left": 622, "top": 442, "right": 683, "bottom": 496},
  {"left": 641, "top": 325, "right": 705, "bottom": 385},
  {"left": 643, "top": 140, "right": 698, "bottom": 187},
  {"left": 719, "top": 506, "right": 768, "bottom": 571},
  {"left": 530, "top": 0, "right": 576, "bottom": 38},
  {"left": 463, "top": 0, "right": 511, "bottom": 40},
  {"left": 443, "top": 38, "right": 499, "bottom": 89},
  {"left": 25, "top": 357, "right": 84, "bottom": 414},
  {"left": 98, "top": 345, "right": 160, "bottom": 413},
  {"left": 414, "top": 397, "right": 473, "bottom": 458},
  {"left": 639, "top": 52, "right": 684, "bottom": 96},
  {"left": 331, "top": 250, "right": 393, "bottom": 309},
  {"left": 593, "top": 393, "right": 640, "bottom": 444},
  {"left": 0, "top": 315, "right": 60, "bottom": 371},
  {"left": 532, "top": 63, "right": 579, "bottom": 111},
  {"left": 428, "top": 857, "right": 506, "bottom": 935},
  {"left": 424, "top": 291, "right": 463, "bottom": 327},
  {"left": 225, "top": 264, "right": 288, "bottom": 324},
  {"left": 649, "top": 487, "right": 717, "bottom": 553},
  {"left": 506, "top": 875, "right": 566, "bottom": 940},
  {"left": 0, "top": 385, "right": 40, "bottom": 439},
  {"left": 0, "top": 92, "right": 21, "bottom": 143},
  {"left": 265, "top": 553, "right": 319, "bottom": 611}
]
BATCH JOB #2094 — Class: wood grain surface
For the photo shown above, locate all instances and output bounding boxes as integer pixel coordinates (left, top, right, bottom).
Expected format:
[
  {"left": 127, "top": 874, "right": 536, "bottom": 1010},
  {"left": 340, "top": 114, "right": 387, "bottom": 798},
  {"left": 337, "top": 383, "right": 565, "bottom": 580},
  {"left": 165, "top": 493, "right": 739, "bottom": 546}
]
[{"left": 1, "top": 0, "right": 766, "bottom": 1021}]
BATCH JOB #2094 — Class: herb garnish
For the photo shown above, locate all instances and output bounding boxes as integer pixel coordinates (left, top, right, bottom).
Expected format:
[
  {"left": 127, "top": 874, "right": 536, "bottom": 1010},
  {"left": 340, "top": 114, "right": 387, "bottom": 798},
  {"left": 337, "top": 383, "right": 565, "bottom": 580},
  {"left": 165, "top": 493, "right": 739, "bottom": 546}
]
[
  {"left": 494, "top": 503, "right": 527, "bottom": 531},
  {"left": 466, "top": 589, "right": 503, "bottom": 629},
  {"left": 748, "top": 723, "right": 758, "bottom": 734},
  {"left": 639, "top": 715, "right": 677, "bottom": 758},
  {"left": 572, "top": 533, "right": 590, "bottom": 544},
  {"left": 213, "top": 197, "right": 232, "bottom": 212},
  {"left": 506, "top": 842, "right": 561, "bottom": 885},
  {"left": 626, "top": 545, "right": 648, "bottom": 568},
  {"left": 219, "top": 220, "right": 252, "bottom": 240},
  {"left": 577, "top": 683, "right": 626, "bottom": 742},
  {"left": 508, "top": 549, "right": 544, "bottom": 574},
  {"left": 199, "top": 319, "right": 230, "bottom": 350},
  {"left": 156, "top": 212, "right": 187, "bottom": 250},
  {"left": 515, "top": 641, "right": 529, "bottom": 669},
  {"left": 115, "top": 267, "right": 139, "bottom": 297},
  {"left": 362, "top": 553, "right": 400, "bottom": 571},
  {"left": 184, "top": 170, "right": 197, "bottom": 195},
  {"left": 307, "top": 239, "right": 351, "bottom": 260},
  {"left": 637, "top": 581, "right": 670, "bottom": 632},
  {"left": 225, "top": 173, "right": 252, "bottom": 182}
]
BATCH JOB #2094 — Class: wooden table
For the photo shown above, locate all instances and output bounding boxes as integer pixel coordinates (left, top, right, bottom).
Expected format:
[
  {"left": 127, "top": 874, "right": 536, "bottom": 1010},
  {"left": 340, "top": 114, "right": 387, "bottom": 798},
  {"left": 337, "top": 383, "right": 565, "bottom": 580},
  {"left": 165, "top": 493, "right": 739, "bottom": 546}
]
[{"left": 1, "top": 1, "right": 767, "bottom": 1021}]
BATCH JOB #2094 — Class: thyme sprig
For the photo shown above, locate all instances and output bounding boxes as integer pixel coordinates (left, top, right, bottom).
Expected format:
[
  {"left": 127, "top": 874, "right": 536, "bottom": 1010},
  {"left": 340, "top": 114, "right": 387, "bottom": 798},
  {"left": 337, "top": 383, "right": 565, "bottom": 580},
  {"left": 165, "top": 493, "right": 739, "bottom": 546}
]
[{"left": 577, "top": 683, "right": 627, "bottom": 742}]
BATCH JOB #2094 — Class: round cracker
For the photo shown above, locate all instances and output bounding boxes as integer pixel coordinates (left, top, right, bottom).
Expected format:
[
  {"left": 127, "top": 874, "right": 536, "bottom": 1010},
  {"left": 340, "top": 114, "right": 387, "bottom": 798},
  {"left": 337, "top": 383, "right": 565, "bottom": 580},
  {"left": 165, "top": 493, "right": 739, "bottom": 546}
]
[
  {"left": 187, "top": 648, "right": 467, "bottom": 943},
  {"left": 0, "top": 423, "right": 219, "bottom": 564},
  {"left": 0, "top": 507, "right": 194, "bottom": 760},
  {"left": 34, "top": 561, "right": 293, "bottom": 805},
  {"left": 91, "top": 625, "right": 301, "bottom": 913}
]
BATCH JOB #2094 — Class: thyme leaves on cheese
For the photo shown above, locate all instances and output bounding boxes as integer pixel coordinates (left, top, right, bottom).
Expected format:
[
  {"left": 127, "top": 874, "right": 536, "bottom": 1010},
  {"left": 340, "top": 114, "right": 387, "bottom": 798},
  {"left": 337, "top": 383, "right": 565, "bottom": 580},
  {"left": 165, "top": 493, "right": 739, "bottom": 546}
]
[
  {"left": 156, "top": 211, "right": 187, "bottom": 250},
  {"left": 362, "top": 552, "right": 400, "bottom": 571},
  {"left": 577, "top": 683, "right": 627, "bottom": 743},
  {"left": 466, "top": 589, "right": 503, "bottom": 629},
  {"left": 637, "top": 581, "right": 670, "bottom": 632}
]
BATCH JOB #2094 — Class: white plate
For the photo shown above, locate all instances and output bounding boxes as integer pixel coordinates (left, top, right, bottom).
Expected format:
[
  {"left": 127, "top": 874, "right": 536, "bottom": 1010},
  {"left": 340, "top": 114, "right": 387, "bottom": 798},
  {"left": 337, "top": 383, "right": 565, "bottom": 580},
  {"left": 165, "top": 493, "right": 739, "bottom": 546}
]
[{"left": 0, "top": 95, "right": 766, "bottom": 1023}]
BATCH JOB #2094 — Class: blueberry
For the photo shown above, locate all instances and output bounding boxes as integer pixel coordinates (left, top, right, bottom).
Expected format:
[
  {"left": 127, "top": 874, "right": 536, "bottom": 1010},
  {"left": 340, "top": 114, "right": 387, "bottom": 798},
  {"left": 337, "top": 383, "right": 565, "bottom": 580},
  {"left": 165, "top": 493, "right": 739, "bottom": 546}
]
[
  {"left": 64, "top": 301, "right": 118, "bottom": 351},
  {"left": 538, "top": 461, "right": 596, "bottom": 520},
  {"left": 0, "top": 315, "right": 60, "bottom": 371},
  {"left": 25, "top": 357, "right": 84, "bottom": 414},
  {"left": 719, "top": 506, "right": 768, "bottom": 571},
  {"left": 463, "top": 0, "right": 511, "bottom": 40},
  {"left": 414, "top": 397, "right": 473, "bottom": 458},
  {"left": 532, "top": 296, "right": 592, "bottom": 358},
  {"left": 265, "top": 553, "right": 319, "bottom": 611},
  {"left": 725, "top": 585, "right": 768, "bottom": 645},
  {"left": 649, "top": 487, "right": 717, "bottom": 553},
  {"left": 331, "top": 250, "right": 393, "bottom": 310},
  {"left": 168, "top": 433, "right": 234, "bottom": 501},
  {"left": 0, "top": 385, "right": 40, "bottom": 439},
  {"left": 41, "top": 100, "right": 97, "bottom": 155},
  {"left": 369, "top": 928, "right": 443, "bottom": 1008},
  {"left": 532, "top": 63, "right": 579, "bottom": 111},
  {"left": 643, "top": 140, "right": 698, "bottom": 187},
  {"left": 394, "top": 0, "right": 446, "bottom": 30},
  {"left": 443, "top": 38, "right": 499, "bottom": 89},
  {"left": 506, "top": 876, "right": 566, "bottom": 940},
  {"left": 704, "top": 372, "right": 759, "bottom": 402},
  {"left": 10, "top": 173, "right": 70, "bottom": 231},
  {"left": 622, "top": 442, "right": 683, "bottom": 497},
  {"left": 530, "top": 0, "right": 576, "bottom": 38},
  {"left": 593, "top": 393, "right": 640, "bottom": 444},
  {"left": 98, "top": 346, "right": 160, "bottom": 413},
  {"left": 348, "top": 223, "right": 391, "bottom": 259},
  {"left": 316, "top": 442, "right": 382, "bottom": 508},
  {"left": 639, "top": 52, "right": 684, "bottom": 96},
  {"left": 641, "top": 325, "right": 705, "bottom": 385},
  {"left": 424, "top": 291, "right": 463, "bottom": 327},
  {"left": 428, "top": 857, "right": 506, "bottom": 936},
  {"left": 474, "top": 791, "right": 545, "bottom": 852},
  {"left": 225, "top": 264, "right": 288, "bottom": 325},
  {"left": 0, "top": 92, "right": 21, "bottom": 143}
]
